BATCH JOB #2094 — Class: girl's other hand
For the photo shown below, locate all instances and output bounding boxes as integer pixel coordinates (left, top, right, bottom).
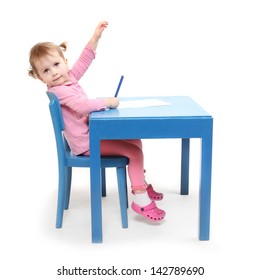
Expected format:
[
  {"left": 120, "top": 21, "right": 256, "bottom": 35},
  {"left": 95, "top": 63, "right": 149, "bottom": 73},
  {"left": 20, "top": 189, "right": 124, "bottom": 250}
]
[{"left": 104, "top": 97, "right": 119, "bottom": 109}]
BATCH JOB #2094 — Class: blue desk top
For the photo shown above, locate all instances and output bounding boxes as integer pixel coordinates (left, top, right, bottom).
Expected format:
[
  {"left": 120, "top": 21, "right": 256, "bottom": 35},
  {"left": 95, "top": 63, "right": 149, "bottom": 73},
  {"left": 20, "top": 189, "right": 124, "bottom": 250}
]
[{"left": 91, "top": 96, "right": 211, "bottom": 120}]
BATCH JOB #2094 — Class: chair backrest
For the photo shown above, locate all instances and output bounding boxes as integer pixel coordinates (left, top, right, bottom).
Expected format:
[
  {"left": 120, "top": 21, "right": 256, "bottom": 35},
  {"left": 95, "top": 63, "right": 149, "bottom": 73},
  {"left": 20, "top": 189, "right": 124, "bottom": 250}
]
[{"left": 47, "top": 92, "right": 68, "bottom": 165}]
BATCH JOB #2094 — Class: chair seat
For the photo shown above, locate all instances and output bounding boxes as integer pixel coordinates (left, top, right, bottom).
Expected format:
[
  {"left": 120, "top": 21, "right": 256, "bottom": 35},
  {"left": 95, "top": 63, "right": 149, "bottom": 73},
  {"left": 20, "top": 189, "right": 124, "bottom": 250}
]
[{"left": 65, "top": 151, "right": 129, "bottom": 168}]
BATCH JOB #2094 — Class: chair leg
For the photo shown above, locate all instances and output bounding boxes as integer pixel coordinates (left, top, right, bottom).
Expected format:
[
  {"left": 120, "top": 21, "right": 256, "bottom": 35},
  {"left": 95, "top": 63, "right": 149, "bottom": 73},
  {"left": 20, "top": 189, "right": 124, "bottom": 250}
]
[
  {"left": 56, "top": 166, "right": 66, "bottom": 228},
  {"left": 101, "top": 168, "right": 106, "bottom": 197},
  {"left": 123, "top": 167, "right": 128, "bottom": 208},
  {"left": 116, "top": 167, "right": 128, "bottom": 228},
  {"left": 64, "top": 166, "right": 72, "bottom": 210}
]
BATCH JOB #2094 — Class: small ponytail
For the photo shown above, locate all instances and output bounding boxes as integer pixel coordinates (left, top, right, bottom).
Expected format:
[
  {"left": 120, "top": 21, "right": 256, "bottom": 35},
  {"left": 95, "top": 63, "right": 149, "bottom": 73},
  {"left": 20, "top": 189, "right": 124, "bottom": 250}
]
[
  {"left": 28, "top": 68, "right": 37, "bottom": 79},
  {"left": 59, "top": 41, "right": 68, "bottom": 52}
]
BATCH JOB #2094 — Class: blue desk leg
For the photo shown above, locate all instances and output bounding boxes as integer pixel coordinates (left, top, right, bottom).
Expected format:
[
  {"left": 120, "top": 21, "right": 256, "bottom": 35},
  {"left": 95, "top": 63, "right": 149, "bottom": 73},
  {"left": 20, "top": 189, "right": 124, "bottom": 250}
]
[
  {"left": 101, "top": 168, "right": 106, "bottom": 197},
  {"left": 90, "top": 138, "right": 103, "bottom": 243},
  {"left": 199, "top": 121, "right": 213, "bottom": 240},
  {"left": 181, "top": 138, "right": 190, "bottom": 195}
]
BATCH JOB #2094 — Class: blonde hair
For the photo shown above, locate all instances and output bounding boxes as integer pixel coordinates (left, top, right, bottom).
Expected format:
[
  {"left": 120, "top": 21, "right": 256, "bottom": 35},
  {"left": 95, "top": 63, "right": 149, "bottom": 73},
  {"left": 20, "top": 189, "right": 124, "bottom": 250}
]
[{"left": 28, "top": 42, "right": 68, "bottom": 79}]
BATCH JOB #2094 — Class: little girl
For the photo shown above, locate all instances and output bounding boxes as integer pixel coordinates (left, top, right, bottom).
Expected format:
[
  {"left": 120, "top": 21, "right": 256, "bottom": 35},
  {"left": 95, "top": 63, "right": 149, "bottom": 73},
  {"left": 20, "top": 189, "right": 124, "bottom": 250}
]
[{"left": 28, "top": 21, "right": 166, "bottom": 221}]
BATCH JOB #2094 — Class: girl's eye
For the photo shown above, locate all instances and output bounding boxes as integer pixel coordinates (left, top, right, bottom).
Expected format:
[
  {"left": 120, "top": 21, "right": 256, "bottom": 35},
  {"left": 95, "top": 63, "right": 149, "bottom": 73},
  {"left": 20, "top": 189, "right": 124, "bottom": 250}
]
[
  {"left": 43, "top": 69, "right": 49, "bottom": 74},
  {"left": 54, "top": 62, "right": 59, "bottom": 67}
]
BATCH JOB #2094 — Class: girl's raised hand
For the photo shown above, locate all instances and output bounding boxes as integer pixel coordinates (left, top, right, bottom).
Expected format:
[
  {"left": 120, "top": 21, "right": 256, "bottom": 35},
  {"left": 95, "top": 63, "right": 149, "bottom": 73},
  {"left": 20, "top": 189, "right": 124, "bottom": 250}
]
[
  {"left": 87, "top": 21, "right": 108, "bottom": 51},
  {"left": 94, "top": 21, "right": 108, "bottom": 40}
]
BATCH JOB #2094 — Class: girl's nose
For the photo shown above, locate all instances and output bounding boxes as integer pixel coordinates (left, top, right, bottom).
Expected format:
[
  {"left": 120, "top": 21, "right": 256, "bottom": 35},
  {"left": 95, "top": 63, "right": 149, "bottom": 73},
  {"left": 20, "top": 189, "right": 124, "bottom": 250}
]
[{"left": 51, "top": 69, "right": 58, "bottom": 76}]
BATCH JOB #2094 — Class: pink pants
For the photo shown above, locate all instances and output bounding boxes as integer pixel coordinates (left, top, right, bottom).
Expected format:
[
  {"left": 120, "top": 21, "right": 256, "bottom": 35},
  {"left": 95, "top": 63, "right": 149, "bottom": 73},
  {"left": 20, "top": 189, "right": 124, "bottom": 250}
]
[{"left": 83, "top": 139, "right": 146, "bottom": 191}]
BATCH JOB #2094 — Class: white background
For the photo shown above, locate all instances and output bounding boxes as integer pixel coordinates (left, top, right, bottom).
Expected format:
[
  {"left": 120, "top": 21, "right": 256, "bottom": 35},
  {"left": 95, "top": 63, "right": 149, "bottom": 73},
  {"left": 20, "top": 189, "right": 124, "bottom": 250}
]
[{"left": 1, "top": 0, "right": 260, "bottom": 279}]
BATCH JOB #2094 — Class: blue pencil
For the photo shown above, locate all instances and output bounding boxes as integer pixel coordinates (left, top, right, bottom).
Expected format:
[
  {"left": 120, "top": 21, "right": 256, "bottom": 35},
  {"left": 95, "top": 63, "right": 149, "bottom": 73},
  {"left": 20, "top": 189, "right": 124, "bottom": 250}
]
[{"left": 114, "top": 75, "right": 124, "bottom": 97}]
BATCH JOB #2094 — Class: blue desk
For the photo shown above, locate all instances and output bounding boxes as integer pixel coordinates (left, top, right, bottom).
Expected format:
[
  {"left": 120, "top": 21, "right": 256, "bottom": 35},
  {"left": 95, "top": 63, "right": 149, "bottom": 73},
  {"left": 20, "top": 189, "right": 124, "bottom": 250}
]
[{"left": 89, "top": 96, "right": 213, "bottom": 243}]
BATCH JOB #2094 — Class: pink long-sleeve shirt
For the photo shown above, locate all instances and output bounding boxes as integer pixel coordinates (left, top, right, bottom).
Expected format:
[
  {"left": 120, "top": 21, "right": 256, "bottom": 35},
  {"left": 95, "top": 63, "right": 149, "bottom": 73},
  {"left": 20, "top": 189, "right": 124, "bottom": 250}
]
[{"left": 48, "top": 46, "right": 106, "bottom": 155}]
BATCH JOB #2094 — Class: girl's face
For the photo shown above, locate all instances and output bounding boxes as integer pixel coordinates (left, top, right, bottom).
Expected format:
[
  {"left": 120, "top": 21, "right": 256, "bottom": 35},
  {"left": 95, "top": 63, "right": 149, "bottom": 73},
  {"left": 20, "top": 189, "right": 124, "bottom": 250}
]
[{"left": 35, "top": 51, "right": 70, "bottom": 87}]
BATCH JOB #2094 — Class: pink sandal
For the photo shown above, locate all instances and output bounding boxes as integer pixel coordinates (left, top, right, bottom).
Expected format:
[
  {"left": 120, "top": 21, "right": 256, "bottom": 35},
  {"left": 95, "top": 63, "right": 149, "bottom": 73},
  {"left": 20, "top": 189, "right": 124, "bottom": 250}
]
[
  {"left": 147, "top": 184, "right": 164, "bottom": 201},
  {"left": 131, "top": 201, "right": 166, "bottom": 221}
]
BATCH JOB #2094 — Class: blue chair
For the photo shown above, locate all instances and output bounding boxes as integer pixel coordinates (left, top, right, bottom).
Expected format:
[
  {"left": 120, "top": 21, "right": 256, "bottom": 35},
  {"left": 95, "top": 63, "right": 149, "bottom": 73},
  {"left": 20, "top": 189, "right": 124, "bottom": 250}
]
[{"left": 46, "top": 92, "right": 128, "bottom": 235}]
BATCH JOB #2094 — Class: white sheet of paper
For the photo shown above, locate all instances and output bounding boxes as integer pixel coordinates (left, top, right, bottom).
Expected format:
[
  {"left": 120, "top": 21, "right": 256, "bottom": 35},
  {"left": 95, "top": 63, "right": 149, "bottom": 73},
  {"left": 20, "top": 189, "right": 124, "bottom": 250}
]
[{"left": 118, "top": 99, "right": 171, "bottom": 109}]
